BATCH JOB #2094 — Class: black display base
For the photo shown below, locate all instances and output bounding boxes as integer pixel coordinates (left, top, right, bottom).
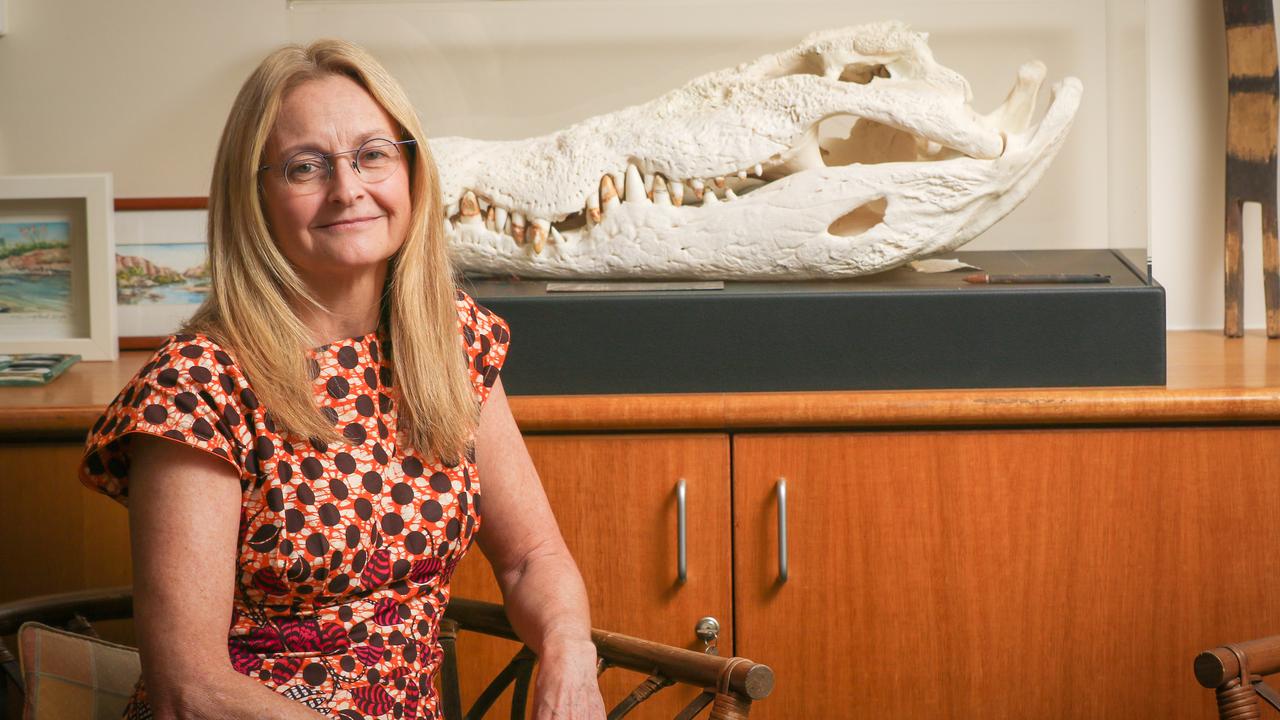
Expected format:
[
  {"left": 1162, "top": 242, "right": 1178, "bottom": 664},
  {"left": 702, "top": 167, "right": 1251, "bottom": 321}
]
[{"left": 465, "top": 249, "right": 1166, "bottom": 395}]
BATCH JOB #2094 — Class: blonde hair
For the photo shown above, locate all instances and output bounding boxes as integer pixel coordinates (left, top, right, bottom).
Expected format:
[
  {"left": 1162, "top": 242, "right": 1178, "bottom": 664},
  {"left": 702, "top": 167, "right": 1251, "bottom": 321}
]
[{"left": 187, "top": 39, "right": 477, "bottom": 462}]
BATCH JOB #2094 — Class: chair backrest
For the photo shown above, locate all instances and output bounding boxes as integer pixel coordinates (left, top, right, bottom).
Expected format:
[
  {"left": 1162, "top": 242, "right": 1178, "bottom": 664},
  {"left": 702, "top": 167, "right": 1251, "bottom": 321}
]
[{"left": 0, "top": 588, "right": 773, "bottom": 720}]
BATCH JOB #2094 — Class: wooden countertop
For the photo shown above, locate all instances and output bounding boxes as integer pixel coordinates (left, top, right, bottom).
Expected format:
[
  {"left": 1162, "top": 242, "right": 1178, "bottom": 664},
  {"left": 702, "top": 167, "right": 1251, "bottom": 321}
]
[{"left": 4, "top": 330, "right": 1280, "bottom": 438}]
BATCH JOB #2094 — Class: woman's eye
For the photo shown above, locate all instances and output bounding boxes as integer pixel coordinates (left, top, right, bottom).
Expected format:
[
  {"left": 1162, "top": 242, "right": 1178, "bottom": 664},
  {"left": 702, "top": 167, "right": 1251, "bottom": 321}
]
[
  {"left": 287, "top": 159, "right": 324, "bottom": 181},
  {"left": 360, "top": 149, "right": 391, "bottom": 164}
]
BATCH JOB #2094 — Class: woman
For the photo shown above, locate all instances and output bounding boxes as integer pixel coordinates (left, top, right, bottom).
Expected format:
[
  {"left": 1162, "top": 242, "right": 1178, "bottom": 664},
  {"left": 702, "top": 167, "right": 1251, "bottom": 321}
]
[{"left": 80, "top": 40, "right": 605, "bottom": 719}]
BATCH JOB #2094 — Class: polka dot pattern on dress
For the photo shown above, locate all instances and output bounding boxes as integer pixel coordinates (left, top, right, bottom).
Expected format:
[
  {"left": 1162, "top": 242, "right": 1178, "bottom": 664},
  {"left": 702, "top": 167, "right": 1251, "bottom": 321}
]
[{"left": 80, "top": 291, "right": 509, "bottom": 720}]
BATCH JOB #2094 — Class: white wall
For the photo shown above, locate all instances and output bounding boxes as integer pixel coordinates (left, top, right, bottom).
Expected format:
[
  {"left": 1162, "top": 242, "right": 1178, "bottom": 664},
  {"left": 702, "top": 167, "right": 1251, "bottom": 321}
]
[
  {"left": 1147, "top": 0, "right": 1234, "bottom": 331},
  {"left": 0, "top": 0, "right": 1239, "bottom": 329}
]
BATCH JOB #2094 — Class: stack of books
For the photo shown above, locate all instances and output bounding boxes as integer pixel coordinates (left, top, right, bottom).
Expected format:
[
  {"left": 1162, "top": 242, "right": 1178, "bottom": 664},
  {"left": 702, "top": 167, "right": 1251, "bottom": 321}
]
[{"left": 0, "top": 354, "right": 80, "bottom": 386}]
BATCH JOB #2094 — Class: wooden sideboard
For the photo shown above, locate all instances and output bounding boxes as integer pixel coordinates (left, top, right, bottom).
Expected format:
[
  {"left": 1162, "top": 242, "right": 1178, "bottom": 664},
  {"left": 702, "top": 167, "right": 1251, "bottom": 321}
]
[{"left": 3, "top": 330, "right": 1279, "bottom": 719}]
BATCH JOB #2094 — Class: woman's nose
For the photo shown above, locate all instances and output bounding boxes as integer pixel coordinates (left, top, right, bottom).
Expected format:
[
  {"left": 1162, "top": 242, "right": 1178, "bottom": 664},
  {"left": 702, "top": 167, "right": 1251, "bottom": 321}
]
[{"left": 326, "top": 157, "right": 365, "bottom": 203}]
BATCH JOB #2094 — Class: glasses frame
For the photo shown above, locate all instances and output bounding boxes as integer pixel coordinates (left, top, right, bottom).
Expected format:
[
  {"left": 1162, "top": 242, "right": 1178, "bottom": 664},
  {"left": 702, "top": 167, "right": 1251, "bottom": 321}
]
[{"left": 258, "top": 138, "right": 417, "bottom": 193}]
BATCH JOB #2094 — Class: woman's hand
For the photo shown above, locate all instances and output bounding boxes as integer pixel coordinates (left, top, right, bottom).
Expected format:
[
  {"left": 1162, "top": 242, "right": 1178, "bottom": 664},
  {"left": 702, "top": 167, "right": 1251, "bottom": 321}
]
[{"left": 531, "top": 639, "right": 607, "bottom": 720}]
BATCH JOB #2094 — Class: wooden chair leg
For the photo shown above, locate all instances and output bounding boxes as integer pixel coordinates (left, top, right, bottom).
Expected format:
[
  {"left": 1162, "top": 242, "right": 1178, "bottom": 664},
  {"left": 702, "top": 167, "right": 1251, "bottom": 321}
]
[
  {"left": 673, "top": 691, "right": 716, "bottom": 720},
  {"left": 438, "top": 619, "right": 463, "bottom": 720},
  {"left": 1215, "top": 677, "right": 1263, "bottom": 719},
  {"left": 1227, "top": 197, "right": 1245, "bottom": 338},
  {"left": 510, "top": 655, "right": 536, "bottom": 720},
  {"left": 708, "top": 692, "right": 751, "bottom": 720},
  {"left": 1263, "top": 200, "right": 1280, "bottom": 337},
  {"left": 606, "top": 673, "right": 674, "bottom": 719}
]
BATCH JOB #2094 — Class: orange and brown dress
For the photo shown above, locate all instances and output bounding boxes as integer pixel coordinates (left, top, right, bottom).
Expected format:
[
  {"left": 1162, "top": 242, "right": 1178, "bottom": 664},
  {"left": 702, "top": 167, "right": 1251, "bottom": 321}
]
[{"left": 79, "top": 291, "right": 510, "bottom": 720}]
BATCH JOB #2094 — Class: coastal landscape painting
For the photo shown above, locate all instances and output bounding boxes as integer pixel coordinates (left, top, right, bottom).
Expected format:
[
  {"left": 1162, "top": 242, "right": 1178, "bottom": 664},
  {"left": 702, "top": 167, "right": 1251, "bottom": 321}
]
[
  {"left": 0, "top": 220, "right": 72, "bottom": 318},
  {"left": 116, "top": 241, "right": 209, "bottom": 306},
  {"left": 114, "top": 207, "right": 210, "bottom": 339},
  {"left": 0, "top": 174, "right": 116, "bottom": 359}
]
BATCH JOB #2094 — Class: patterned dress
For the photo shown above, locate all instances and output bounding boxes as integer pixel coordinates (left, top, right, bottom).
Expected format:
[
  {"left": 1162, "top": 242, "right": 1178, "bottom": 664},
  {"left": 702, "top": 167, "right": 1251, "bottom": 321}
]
[{"left": 79, "top": 291, "right": 510, "bottom": 719}]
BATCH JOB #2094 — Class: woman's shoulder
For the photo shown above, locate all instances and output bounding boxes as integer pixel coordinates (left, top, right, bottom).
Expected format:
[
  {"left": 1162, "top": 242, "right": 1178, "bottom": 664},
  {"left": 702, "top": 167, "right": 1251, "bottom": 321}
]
[
  {"left": 128, "top": 332, "right": 250, "bottom": 397},
  {"left": 106, "top": 331, "right": 261, "bottom": 426},
  {"left": 453, "top": 289, "right": 511, "bottom": 400},
  {"left": 453, "top": 289, "right": 509, "bottom": 343},
  {"left": 82, "top": 332, "right": 252, "bottom": 502},
  {"left": 142, "top": 332, "right": 240, "bottom": 375}
]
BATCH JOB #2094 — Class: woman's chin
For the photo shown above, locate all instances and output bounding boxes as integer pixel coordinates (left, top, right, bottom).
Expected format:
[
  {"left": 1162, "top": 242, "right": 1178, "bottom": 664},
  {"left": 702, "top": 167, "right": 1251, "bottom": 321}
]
[{"left": 297, "top": 257, "right": 392, "bottom": 287}]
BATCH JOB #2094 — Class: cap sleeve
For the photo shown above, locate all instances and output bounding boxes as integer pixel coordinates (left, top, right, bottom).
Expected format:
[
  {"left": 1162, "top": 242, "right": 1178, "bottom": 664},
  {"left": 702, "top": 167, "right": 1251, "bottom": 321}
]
[
  {"left": 456, "top": 290, "right": 511, "bottom": 407},
  {"left": 79, "top": 335, "right": 247, "bottom": 505}
]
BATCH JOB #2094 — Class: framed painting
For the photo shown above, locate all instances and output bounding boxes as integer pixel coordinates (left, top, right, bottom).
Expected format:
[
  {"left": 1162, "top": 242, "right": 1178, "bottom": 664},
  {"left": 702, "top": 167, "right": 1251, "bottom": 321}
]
[
  {"left": 0, "top": 175, "right": 117, "bottom": 360},
  {"left": 114, "top": 205, "right": 209, "bottom": 348}
]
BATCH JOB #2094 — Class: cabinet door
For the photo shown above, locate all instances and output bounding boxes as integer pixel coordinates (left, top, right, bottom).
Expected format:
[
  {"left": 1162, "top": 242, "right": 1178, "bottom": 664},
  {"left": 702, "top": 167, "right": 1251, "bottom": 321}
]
[
  {"left": 0, "top": 444, "right": 132, "bottom": 598},
  {"left": 734, "top": 428, "right": 1280, "bottom": 720},
  {"left": 450, "top": 434, "right": 732, "bottom": 718}
]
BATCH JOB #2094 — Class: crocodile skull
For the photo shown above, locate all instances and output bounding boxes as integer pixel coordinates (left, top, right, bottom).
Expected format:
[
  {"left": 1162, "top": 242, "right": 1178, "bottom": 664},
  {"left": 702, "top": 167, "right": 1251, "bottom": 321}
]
[{"left": 433, "top": 21, "right": 1083, "bottom": 280}]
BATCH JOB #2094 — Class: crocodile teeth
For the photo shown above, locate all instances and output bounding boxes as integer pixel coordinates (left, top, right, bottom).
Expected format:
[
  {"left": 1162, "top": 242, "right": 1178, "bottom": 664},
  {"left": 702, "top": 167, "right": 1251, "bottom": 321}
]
[
  {"left": 484, "top": 206, "right": 496, "bottom": 231},
  {"left": 690, "top": 179, "right": 705, "bottom": 200},
  {"left": 610, "top": 172, "right": 626, "bottom": 202},
  {"left": 530, "top": 218, "right": 549, "bottom": 253},
  {"left": 624, "top": 165, "right": 649, "bottom": 203},
  {"left": 495, "top": 207, "right": 509, "bottom": 234},
  {"left": 652, "top": 175, "right": 671, "bottom": 206},
  {"left": 586, "top": 192, "right": 602, "bottom": 224},
  {"left": 511, "top": 212, "right": 527, "bottom": 245},
  {"left": 459, "top": 191, "right": 482, "bottom": 225},
  {"left": 550, "top": 226, "right": 566, "bottom": 245},
  {"left": 599, "top": 175, "right": 620, "bottom": 210},
  {"left": 669, "top": 180, "right": 685, "bottom": 207}
]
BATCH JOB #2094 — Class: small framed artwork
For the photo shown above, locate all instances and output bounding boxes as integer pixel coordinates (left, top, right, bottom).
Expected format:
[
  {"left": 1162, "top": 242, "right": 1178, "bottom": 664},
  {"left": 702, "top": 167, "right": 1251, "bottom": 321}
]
[
  {"left": 0, "top": 175, "right": 117, "bottom": 360},
  {"left": 114, "top": 206, "right": 209, "bottom": 348}
]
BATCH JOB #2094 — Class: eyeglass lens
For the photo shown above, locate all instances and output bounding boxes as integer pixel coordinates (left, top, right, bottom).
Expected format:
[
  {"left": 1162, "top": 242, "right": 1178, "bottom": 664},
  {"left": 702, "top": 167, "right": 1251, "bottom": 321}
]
[{"left": 283, "top": 139, "right": 404, "bottom": 192}]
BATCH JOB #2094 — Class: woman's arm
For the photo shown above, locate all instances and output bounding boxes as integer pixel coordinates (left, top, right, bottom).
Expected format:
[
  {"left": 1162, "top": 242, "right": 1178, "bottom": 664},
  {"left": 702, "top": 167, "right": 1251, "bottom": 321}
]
[
  {"left": 128, "top": 435, "right": 325, "bottom": 720},
  {"left": 473, "top": 378, "right": 606, "bottom": 720}
]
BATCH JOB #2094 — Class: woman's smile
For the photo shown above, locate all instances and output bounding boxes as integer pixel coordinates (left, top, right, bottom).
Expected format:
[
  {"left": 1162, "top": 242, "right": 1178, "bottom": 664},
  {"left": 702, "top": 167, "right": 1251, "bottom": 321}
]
[{"left": 315, "top": 215, "right": 383, "bottom": 231}]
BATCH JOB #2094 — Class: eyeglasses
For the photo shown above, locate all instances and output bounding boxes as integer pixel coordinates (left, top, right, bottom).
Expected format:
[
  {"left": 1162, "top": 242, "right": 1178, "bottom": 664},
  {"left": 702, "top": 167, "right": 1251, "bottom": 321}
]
[{"left": 259, "top": 138, "right": 416, "bottom": 195}]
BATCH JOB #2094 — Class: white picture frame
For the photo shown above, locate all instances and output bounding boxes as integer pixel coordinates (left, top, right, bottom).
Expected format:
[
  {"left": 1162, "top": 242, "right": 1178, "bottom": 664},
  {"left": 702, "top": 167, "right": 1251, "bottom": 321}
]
[{"left": 0, "top": 174, "right": 117, "bottom": 360}]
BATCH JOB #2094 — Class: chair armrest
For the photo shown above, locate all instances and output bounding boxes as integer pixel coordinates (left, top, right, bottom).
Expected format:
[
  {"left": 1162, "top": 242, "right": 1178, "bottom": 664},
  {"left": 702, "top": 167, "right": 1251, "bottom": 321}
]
[
  {"left": 0, "top": 586, "right": 133, "bottom": 636},
  {"left": 444, "top": 596, "right": 774, "bottom": 700},
  {"left": 1195, "top": 634, "right": 1280, "bottom": 687}
]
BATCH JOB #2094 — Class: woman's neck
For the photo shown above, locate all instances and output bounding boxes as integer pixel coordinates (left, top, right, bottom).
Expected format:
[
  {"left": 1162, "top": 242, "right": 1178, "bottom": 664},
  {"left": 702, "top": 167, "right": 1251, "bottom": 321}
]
[{"left": 295, "top": 265, "right": 387, "bottom": 346}]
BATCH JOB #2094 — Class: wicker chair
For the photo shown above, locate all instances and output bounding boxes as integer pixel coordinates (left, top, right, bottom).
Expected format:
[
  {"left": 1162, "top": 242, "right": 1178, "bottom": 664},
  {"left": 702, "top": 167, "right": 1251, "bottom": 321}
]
[
  {"left": 1194, "top": 634, "right": 1280, "bottom": 718},
  {"left": 0, "top": 587, "right": 773, "bottom": 720}
]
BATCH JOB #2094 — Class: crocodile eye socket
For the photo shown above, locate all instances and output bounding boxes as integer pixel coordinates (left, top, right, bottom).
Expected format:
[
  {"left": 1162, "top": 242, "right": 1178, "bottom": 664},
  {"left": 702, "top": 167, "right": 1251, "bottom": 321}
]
[{"left": 839, "top": 63, "right": 891, "bottom": 84}]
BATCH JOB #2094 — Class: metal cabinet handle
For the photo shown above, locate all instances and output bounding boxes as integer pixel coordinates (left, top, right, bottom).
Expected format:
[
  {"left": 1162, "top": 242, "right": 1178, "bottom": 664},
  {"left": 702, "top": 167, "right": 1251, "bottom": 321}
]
[
  {"left": 777, "top": 478, "right": 789, "bottom": 583},
  {"left": 677, "top": 478, "right": 687, "bottom": 584}
]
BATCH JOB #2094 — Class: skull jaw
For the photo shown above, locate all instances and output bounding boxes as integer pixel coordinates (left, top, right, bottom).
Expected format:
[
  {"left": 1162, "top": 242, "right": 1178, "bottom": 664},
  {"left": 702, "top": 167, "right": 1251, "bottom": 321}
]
[{"left": 448, "top": 78, "right": 1083, "bottom": 281}]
